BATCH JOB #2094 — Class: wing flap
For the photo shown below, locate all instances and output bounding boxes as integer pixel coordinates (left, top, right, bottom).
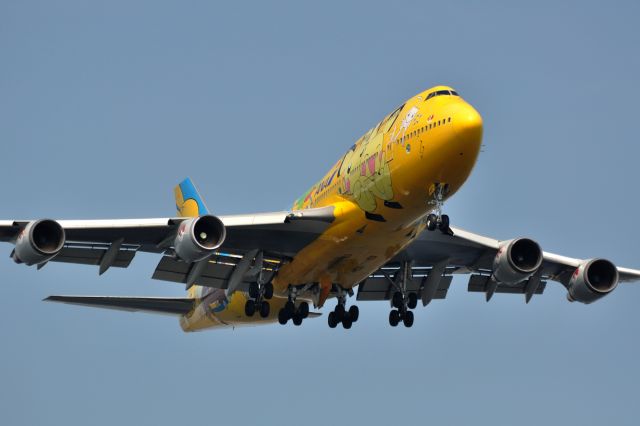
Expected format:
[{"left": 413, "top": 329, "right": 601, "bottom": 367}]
[
  {"left": 357, "top": 275, "right": 453, "bottom": 301},
  {"left": 50, "top": 245, "right": 136, "bottom": 268},
  {"left": 467, "top": 274, "right": 547, "bottom": 295},
  {"left": 151, "top": 254, "right": 277, "bottom": 290},
  {"left": 152, "top": 256, "right": 235, "bottom": 289}
]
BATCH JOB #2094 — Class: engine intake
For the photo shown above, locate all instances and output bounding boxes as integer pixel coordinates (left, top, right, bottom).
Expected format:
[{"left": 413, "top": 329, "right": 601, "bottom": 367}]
[
  {"left": 173, "top": 215, "right": 226, "bottom": 263},
  {"left": 12, "top": 219, "right": 66, "bottom": 265},
  {"left": 567, "top": 259, "right": 619, "bottom": 304},
  {"left": 492, "top": 238, "right": 543, "bottom": 284}
]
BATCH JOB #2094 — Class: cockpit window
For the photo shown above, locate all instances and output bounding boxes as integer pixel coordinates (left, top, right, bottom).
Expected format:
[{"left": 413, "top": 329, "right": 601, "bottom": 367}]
[{"left": 425, "top": 90, "right": 459, "bottom": 100}]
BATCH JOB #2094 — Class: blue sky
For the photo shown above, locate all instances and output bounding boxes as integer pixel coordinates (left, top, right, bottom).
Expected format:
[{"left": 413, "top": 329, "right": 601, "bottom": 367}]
[{"left": 2, "top": 1, "right": 640, "bottom": 425}]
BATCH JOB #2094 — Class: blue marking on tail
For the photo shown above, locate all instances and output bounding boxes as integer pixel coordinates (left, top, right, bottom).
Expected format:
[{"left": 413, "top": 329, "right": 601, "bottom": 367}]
[{"left": 178, "top": 177, "right": 210, "bottom": 216}]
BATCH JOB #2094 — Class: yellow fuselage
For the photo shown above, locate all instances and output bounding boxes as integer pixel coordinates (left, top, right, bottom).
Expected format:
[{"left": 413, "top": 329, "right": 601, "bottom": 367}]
[{"left": 181, "top": 86, "right": 483, "bottom": 331}]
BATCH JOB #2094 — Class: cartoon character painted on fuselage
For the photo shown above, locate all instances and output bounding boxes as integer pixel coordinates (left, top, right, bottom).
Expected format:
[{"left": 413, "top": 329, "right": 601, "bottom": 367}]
[
  {"left": 296, "top": 98, "right": 426, "bottom": 215},
  {"left": 335, "top": 103, "right": 416, "bottom": 213}
]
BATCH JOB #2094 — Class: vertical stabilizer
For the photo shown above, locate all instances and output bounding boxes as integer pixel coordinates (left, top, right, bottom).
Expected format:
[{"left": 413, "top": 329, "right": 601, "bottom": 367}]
[{"left": 174, "top": 178, "right": 210, "bottom": 218}]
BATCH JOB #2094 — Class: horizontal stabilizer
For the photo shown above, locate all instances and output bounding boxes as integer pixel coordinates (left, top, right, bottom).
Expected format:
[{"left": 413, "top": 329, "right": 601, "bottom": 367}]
[{"left": 45, "top": 295, "right": 194, "bottom": 315}]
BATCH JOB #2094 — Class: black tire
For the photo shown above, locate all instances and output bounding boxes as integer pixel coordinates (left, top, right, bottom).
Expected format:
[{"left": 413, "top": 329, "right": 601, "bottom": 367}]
[
  {"left": 248, "top": 282, "right": 260, "bottom": 299},
  {"left": 439, "top": 214, "right": 450, "bottom": 231},
  {"left": 342, "top": 317, "right": 353, "bottom": 329},
  {"left": 334, "top": 304, "right": 345, "bottom": 322},
  {"left": 328, "top": 311, "right": 338, "bottom": 328},
  {"left": 244, "top": 299, "right": 256, "bottom": 317},
  {"left": 263, "top": 282, "right": 274, "bottom": 300},
  {"left": 298, "top": 301, "right": 310, "bottom": 318},
  {"left": 403, "top": 310, "right": 414, "bottom": 328},
  {"left": 259, "top": 301, "right": 270, "bottom": 318},
  {"left": 407, "top": 293, "right": 418, "bottom": 310},
  {"left": 389, "top": 310, "right": 400, "bottom": 327},
  {"left": 284, "top": 300, "right": 295, "bottom": 317},
  {"left": 348, "top": 305, "right": 359, "bottom": 322},
  {"left": 278, "top": 308, "right": 288, "bottom": 325},
  {"left": 392, "top": 292, "right": 403, "bottom": 309},
  {"left": 426, "top": 214, "right": 438, "bottom": 231},
  {"left": 292, "top": 314, "right": 303, "bottom": 326}
]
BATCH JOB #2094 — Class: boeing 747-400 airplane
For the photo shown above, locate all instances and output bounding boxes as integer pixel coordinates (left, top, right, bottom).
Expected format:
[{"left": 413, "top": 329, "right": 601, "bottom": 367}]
[{"left": 2, "top": 85, "right": 639, "bottom": 331}]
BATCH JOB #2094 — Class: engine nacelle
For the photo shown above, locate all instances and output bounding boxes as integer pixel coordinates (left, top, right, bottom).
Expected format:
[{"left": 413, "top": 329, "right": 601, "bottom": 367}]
[
  {"left": 12, "top": 219, "right": 66, "bottom": 266},
  {"left": 492, "top": 238, "right": 543, "bottom": 284},
  {"left": 174, "top": 215, "right": 226, "bottom": 263},
  {"left": 567, "top": 259, "right": 619, "bottom": 304}
]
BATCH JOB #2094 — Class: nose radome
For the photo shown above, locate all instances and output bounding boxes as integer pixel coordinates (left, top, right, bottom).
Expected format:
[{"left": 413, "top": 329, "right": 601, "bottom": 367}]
[{"left": 454, "top": 103, "right": 483, "bottom": 146}]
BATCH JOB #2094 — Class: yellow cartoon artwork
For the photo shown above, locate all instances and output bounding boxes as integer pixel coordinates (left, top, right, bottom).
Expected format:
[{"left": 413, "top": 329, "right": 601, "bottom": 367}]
[
  {"left": 295, "top": 102, "right": 421, "bottom": 217},
  {"left": 338, "top": 113, "right": 395, "bottom": 214}
]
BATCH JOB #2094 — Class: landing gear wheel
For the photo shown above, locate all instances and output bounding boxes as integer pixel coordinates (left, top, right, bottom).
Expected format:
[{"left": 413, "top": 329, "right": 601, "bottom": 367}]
[
  {"left": 403, "top": 310, "right": 414, "bottom": 328},
  {"left": 244, "top": 299, "right": 256, "bottom": 317},
  {"left": 263, "top": 282, "right": 274, "bottom": 300},
  {"left": 284, "top": 300, "right": 295, "bottom": 317},
  {"left": 298, "top": 302, "right": 310, "bottom": 319},
  {"left": 248, "top": 282, "right": 260, "bottom": 299},
  {"left": 407, "top": 293, "right": 418, "bottom": 310},
  {"left": 292, "top": 314, "right": 303, "bottom": 326},
  {"left": 389, "top": 310, "right": 400, "bottom": 327},
  {"left": 259, "top": 301, "right": 270, "bottom": 318},
  {"left": 439, "top": 214, "right": 450, "bottom": 231},
  {"left": 392, "top": 292, "right": 403, "bottom": 309},
  {"left": 342, "top": 317, "right": 353, "bottom": 329},
  {"left": 348, "top": 305, "right": 359, "bottom": 322},
  {"left": 278, "top": 308, "right": 288, "bottom": 325},
  {"left": 328, "top": 311, "right": 338, "bottom": 328},
  {"left": 334, "top": 304, "right": 345, "bottom": 322},
  {"left": 426, "top": 214, "right": 438, "bottom": 231}
]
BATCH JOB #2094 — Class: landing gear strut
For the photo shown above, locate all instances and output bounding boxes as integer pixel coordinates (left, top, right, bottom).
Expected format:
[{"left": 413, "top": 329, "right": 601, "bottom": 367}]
[
  {"left": 385, "top": 261, "right": 418, "bottom": 328},
  {"left": 243, "top": 252, "right": 274, "bottom": 319},
  {"left": 244, "top": 281, "right": 274, "bottom": 319},
  {"left": 277, "top": 286, "right": 310, "bottom": 326},
  {"left": 327, "top": 286, "right": 359, "bottom": 329},
  {"left": 426, "top": 183, "right": 453, "bottom": 236}
]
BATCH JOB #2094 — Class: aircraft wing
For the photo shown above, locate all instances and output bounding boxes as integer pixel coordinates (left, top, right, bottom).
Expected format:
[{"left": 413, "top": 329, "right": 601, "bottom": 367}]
[
  {"left": 357, "top": 226, "right": 640, "bottom": 304},
  {"left": 0, "top": 206, "right": 334, "bottom": 281}
]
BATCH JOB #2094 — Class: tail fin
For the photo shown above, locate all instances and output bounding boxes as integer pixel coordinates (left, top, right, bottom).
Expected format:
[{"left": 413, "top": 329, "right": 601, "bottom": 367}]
[{"left": 174, "top": 177, "right": 210, "bottom": 217}]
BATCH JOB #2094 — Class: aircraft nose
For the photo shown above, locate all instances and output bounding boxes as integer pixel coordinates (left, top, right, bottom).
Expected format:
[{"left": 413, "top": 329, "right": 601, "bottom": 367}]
[{"left": 454, "top": 103, "right": 483, "bottom": 147}]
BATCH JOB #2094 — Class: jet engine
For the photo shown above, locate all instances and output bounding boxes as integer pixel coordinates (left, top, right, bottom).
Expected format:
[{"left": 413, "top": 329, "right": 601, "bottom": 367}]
[
  {"left": 173, "top": 215, "right": 226, "bottom": 263},
  {"left": 567, "top": 259, "right": 619, "bottom": 304},
  {"left": 492, "top": 238, "right": 543, "bottom": 284},
  {"left": 12, "top": 219, "right": 66, "bottom": 265}
]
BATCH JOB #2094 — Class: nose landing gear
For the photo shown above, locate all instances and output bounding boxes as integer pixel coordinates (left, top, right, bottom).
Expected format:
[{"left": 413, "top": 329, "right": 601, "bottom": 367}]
[{"left": 426, "top": 183, "right": 453, "bottom": 236}]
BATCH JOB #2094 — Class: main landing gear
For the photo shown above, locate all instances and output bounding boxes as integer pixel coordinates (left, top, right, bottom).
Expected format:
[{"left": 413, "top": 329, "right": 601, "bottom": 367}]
[
  {"left": 385, "top": 261, "right": 418, "bottom": 328},
  {"left": 327, "top": 287, "right": 359, "bottom": 330},
  {"left": 426, "top": 183, "right": 453, "bottom": 236},
  {"left": 388, "top": 291, "right": 416, "bottom": 328},
  {"left": 244, "top": 282, "right": 274, "bottom": 319},
  {"left": 277, "top": 286, "right": 310, "bottom": 326}
]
